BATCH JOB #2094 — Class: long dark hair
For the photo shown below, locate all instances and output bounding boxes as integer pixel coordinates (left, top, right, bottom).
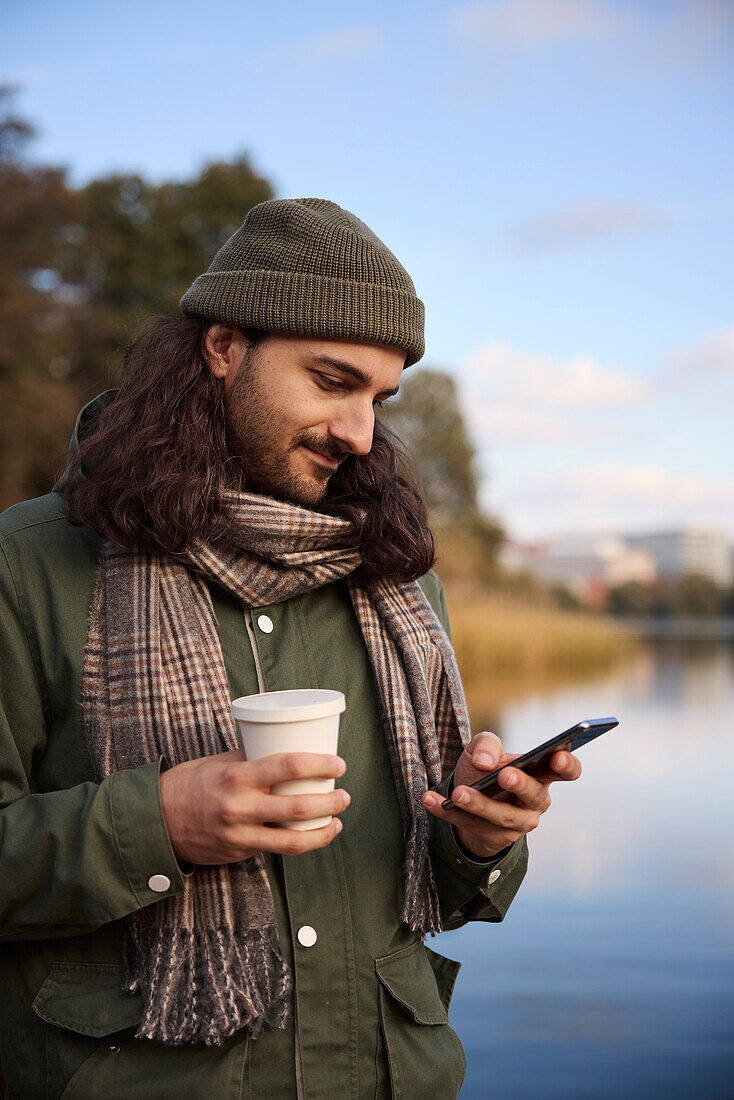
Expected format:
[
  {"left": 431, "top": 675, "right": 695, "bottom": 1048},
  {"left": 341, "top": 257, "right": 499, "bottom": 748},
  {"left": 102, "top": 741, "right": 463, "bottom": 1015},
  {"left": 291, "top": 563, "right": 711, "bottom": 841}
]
[{"left": 58, "top": 314, "right": 435, "bottom": 584}]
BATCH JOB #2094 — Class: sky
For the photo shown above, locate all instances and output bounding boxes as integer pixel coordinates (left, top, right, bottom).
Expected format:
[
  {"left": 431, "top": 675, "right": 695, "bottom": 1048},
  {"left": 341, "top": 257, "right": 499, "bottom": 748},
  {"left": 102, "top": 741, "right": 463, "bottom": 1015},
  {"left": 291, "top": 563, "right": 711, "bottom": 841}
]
[{"left": 3, "top": 0, "right": 733, "bottom": 542}]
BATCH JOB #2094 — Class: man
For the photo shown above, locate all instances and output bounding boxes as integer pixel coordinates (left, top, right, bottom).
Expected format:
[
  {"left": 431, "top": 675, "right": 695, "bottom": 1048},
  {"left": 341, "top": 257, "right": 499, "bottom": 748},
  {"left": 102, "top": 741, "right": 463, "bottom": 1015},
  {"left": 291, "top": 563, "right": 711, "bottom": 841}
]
[{"left": 0, "top": 197, "right": 580, "bottom": 1098}]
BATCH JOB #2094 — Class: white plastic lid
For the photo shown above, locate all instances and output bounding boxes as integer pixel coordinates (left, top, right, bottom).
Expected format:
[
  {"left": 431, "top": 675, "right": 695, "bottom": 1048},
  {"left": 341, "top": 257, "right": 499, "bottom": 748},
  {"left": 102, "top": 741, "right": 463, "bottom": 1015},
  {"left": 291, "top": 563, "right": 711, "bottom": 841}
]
[{"left": 231, "top": 689, "right": 346, "bottom": 724}]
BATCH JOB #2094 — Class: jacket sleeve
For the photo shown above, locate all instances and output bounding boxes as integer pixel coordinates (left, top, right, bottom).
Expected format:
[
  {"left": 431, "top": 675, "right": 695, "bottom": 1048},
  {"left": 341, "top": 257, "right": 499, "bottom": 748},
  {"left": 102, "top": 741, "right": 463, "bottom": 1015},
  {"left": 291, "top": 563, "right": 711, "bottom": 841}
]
[
  {"left": 0, "top": 541, "right": 189, "bottom": 942},
  {"left": 430, "top": 768, "right": 529, "bottom": 930},
  {"left": 424, "top": 571, "right": 529, "bottom": 931}
]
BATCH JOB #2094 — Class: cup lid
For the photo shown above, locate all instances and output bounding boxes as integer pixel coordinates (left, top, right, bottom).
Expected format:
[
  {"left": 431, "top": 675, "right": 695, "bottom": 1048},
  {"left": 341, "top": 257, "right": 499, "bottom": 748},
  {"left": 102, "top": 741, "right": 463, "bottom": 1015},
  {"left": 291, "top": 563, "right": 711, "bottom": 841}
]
[{"left": 232, "top": 689, "right": 346, "bottom": 724}]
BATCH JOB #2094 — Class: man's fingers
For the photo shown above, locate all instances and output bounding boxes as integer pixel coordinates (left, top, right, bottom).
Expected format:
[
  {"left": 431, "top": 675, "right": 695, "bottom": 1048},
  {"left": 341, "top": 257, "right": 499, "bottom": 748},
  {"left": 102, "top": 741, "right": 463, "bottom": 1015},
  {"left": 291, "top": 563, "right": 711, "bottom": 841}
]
[
  {"left": 422, "top": 797, "right": 523, "bottom": 848},
  {"left": 423, "top": 786, "right": 539, "bottom": 836},
  {"left": 532, "top": 750, "right": 583, "bottom": 784},
  {"left": 468, "top": 731, "right": 504, "bottom": 767},
  {"left": 453, "top": 733, "right": 520, "bottom": 788},
  {"left": 493, "top": 750, "right": 581, "bottom": 804},
  {"left": 243, "top": 817, "right": 343, "bottom": 858},
  {"left": 250, "top": 788, "right": 350, "bottom": 824},
  {"left": 550, "top": 750, "right": 582, "bottom": 780},
  {"left": 246, "top": 752, "right": 346, "bottom": 787},
  {"left": 494, "top": 766, "right": 552, "bottom": 811}
]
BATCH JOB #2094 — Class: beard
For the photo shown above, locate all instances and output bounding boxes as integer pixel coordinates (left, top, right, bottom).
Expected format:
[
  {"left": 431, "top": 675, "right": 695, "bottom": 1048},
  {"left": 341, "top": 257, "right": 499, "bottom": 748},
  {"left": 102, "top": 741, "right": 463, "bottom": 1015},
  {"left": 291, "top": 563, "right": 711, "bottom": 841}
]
[{"left": 222, "top": 355, "right": 347, "bottom": 510}]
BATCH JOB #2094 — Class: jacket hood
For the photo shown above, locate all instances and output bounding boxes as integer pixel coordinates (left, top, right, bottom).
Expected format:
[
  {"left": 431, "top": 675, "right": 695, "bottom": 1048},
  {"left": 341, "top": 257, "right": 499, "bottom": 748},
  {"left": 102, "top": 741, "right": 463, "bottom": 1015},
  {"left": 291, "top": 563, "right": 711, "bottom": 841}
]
[{"left": 53, "top": 389, "right": 118, "bottom": 495}]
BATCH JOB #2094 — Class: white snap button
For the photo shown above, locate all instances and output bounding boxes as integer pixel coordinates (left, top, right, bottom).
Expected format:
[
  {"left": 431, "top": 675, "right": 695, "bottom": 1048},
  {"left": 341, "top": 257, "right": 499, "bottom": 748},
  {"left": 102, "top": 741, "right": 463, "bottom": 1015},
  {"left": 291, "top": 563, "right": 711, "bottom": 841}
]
[
  {"left": 148, "top": 874, "right": 171, "bottom": 893},
  {"left": 297, "top": 925, "right": 317, "bottom": 948},
  {"left": 488, "top": 869, "right": 501, "bottom": 885},
  {"left": 257, "top": 614, "right": 274, "bottom": 634}
]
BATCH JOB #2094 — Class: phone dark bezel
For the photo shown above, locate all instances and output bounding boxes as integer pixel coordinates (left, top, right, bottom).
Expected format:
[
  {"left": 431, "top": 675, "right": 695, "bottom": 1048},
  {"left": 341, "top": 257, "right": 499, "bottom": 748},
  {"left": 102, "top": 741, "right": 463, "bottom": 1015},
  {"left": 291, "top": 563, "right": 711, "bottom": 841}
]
[{"left": 440, "top": 717, "right": 619, "bottom": 810}]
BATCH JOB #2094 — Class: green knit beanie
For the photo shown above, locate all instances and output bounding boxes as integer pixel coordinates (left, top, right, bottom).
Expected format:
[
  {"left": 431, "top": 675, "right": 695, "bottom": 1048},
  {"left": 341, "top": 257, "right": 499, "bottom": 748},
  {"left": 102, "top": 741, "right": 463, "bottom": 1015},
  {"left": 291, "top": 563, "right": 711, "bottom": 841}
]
[{"left": 179, "top": 197, "right": 424, "bottom": 367}]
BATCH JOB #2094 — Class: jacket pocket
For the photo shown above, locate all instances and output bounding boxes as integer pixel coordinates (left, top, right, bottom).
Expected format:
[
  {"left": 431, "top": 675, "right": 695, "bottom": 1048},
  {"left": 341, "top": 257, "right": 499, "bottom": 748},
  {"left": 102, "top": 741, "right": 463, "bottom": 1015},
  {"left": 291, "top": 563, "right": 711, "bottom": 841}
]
[
  {"left": 32, "top": 962, "right": 247, "bottom": 1100},
  {"left": 374, "top": 940, "right": 466, "bottom": 1100},
  {"left": 32, "top": 961, "right": 141, "bottom": 1037},
  {"left": 31, "top": 962, "right": 140, "bottom": 1100}
]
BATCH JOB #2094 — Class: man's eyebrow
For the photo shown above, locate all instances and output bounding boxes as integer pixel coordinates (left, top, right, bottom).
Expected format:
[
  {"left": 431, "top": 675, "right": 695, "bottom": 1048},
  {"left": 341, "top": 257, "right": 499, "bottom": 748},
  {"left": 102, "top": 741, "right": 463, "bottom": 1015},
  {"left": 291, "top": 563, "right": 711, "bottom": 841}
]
[{"left": 310, "top": 355, "right": 400, "bottom": 397}]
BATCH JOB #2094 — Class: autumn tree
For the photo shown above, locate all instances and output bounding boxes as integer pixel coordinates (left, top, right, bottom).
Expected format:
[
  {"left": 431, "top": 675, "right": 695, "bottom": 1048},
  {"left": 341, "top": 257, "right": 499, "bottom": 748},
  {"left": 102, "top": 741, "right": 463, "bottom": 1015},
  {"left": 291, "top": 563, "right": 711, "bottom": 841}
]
[
  {"left": 0, "top": 88, "right": 273, "bottom": 509},
  {"left": 0, "top": 87, "right": 80, "bottom": 507},
  {"left": 62, "top": 159, "right": 272, "bottom": 395},
  {"left": 380, "top": 368, "right": 504, "bottom": 587}
]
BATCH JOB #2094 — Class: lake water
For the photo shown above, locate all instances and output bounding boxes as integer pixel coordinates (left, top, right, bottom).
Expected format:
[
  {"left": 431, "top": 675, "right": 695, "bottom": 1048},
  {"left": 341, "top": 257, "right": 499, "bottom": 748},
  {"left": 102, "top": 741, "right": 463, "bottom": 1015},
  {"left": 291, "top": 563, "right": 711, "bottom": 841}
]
[{"left": 437, "top": 640, "right": 734, "bottom": 1099}]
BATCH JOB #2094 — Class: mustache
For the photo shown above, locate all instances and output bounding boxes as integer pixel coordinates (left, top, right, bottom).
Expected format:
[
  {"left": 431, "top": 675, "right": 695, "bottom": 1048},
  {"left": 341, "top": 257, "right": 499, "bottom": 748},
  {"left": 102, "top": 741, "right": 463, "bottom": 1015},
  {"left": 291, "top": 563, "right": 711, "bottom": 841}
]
[{"left": 300, "top": 439, "right": 348, "bottom": 464}]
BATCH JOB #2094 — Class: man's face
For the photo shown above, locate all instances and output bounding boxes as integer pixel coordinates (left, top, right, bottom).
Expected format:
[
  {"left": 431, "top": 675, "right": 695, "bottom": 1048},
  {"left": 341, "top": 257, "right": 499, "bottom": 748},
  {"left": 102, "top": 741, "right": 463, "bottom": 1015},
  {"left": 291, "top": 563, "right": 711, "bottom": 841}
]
[{"left": 219, "top": 332, "right": 405, "bottom": 508}]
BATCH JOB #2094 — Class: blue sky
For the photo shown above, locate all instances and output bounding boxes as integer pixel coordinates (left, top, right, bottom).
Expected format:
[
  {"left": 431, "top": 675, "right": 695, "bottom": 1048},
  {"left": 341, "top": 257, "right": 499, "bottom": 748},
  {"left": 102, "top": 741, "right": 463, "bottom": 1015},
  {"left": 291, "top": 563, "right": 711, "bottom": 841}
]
[{"left": 3, "top": 0, "right": 733, "bottom": 540}]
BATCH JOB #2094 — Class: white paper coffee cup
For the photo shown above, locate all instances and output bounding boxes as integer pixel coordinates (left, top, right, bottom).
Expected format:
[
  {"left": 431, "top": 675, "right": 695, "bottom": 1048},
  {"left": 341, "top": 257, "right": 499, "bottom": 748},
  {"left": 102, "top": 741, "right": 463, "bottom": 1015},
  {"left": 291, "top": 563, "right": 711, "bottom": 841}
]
[{"left": 231, "top": 689, "right": 346, "bottom": 830}]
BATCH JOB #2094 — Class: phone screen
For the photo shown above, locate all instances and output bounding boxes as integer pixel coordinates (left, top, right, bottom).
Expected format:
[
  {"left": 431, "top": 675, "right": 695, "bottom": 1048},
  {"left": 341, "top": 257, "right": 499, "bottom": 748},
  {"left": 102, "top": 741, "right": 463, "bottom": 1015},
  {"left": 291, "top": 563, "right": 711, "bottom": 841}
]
[{"left": 441, "top": 717, "right": 619, "bottom": 809}]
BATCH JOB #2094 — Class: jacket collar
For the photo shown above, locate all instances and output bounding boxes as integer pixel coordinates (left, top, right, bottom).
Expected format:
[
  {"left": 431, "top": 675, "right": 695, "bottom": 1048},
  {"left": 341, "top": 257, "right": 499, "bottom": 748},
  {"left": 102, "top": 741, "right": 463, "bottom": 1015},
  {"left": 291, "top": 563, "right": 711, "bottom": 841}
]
[{"left": 53, "top": 389, "right": 118, "bottom": 494}]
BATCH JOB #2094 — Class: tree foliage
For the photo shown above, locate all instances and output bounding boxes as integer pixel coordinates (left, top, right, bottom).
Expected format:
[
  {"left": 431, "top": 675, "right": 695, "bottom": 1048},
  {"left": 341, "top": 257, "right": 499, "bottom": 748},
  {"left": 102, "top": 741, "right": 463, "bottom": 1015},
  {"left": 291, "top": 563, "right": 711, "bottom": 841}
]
[
  {"left": 0, "top": 88, "right": 81, "bottom": 507},
  {"left": 381, "top": 367, "right": 479, "bottom": 520},
  {"left": 380, "top": 367, "right": 504, "bottom": 578},
  {"left": 0, "top": 87, "right": 272, "bottom": 509},
  {"left": 607, "top": 573, "right": 734, "bottom": 616}
]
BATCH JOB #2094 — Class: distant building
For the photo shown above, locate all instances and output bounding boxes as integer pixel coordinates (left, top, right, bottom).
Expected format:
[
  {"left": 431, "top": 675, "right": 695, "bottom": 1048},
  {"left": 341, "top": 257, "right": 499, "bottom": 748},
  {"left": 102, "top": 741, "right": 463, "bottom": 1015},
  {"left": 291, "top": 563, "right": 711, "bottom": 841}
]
[
  {"left": 500, "top": 534, "right": 656, "bottom": 607},
  {"left": 623, "top": 529, "right": 733, "bottom": 586}
]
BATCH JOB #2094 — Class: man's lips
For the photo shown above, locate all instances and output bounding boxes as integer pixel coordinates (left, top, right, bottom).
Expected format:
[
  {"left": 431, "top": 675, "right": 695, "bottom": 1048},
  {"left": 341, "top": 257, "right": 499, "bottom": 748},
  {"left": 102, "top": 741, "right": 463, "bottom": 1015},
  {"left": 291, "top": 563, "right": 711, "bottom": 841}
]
[{"left": 303, "top": 445, "right": 339, "bottom": 469}]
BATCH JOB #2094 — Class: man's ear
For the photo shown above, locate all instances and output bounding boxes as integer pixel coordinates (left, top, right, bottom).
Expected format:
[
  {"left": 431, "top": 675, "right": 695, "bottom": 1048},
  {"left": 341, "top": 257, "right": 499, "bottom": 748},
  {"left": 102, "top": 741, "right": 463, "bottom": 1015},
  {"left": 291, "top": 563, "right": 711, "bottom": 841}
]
[{"left": 204, "top": 323, "right": 246, "bottom": 381}]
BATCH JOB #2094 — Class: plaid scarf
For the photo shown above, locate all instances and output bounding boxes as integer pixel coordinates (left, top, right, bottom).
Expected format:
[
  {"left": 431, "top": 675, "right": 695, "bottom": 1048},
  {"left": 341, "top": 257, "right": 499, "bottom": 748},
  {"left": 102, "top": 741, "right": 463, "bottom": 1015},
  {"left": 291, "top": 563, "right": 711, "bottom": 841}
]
[{"left": 82, "top": 491, "right": 471, "bottom": 1046}]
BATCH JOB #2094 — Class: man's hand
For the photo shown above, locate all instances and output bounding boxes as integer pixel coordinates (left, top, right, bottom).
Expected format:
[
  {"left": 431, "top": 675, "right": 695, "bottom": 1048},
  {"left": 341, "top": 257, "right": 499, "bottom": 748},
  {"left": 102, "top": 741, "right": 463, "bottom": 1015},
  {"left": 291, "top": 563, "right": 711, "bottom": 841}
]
[
  {"left": 421, "top": 731, "right": 582, "bottom": 860},
  {"left": 159, "top": 750, "right": 349, "bottom": 865}
]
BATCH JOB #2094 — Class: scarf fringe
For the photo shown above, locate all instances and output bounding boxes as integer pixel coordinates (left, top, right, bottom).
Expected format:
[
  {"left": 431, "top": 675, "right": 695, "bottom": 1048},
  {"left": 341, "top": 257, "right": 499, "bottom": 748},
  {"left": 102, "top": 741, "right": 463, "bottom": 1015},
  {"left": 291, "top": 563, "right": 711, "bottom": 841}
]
[
  {"left": 122, "top": 923, "right": 293, "bottom": 1046},
  {"left": 401, "top": 811, "right": 442, "bottom": 935}
]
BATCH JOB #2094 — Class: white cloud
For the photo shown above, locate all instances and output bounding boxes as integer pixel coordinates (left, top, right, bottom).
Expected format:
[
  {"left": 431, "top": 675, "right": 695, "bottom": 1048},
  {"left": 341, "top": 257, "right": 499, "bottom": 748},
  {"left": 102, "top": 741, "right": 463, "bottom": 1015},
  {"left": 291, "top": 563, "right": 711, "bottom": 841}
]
[
  {"left": 1, "top": 66, "right": 56, "bottom": 87},
  {"left": 669, "top": 325, "right": 734, "bottom": 380},
  {"left": 448, "top": 0, "right": 734, "bottom": 82},
  {"left": 552, "top": 462, "right": 734, "bottom": 507},
  {"left": 260, "top": 25, "right": 385, "bottom": 66},
  {"left": 464, "top": 343, "right": 646, "bottom": 405},
  {"left": 79, "top": 24, "right": 385, "bottom": 80},
  {"left": 470, "top": 401, "right": 577, "bottom": 443},
  {"left": 295, "top": 26, "right": 384, "bottom": 59},
  {"left": 506, "top": 201, "right": 669, "bottom": 253},
  {"left": 451, "top": 0, "right": 632, "bottom": 51},
  {"left": 492, "top": 461, "right": 734, "bottom": 539},
  {"left": 460, "top": 341, "right": 648, "bottom": 442},
  {"left": 648, "top": 0, "right": 734, "bottom": 78},
  {"left": 456, "top": 335, "right": 732, "bottom": 538}
]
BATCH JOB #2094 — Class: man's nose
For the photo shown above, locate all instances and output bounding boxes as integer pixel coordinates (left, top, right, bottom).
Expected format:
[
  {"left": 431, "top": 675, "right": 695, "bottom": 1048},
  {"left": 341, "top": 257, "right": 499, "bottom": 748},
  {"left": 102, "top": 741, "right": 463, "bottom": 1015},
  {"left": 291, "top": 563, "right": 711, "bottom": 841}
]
[{"left": 328, "top": 403, "right": 375, "bottom": 457}]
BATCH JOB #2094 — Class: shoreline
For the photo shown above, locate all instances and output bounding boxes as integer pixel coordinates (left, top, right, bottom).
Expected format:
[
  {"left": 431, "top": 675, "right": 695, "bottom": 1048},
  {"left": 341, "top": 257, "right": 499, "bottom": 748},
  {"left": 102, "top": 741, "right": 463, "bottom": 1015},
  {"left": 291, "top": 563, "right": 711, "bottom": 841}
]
[{"left": 444, "top": 588, "right": 638, "bottom": 718}]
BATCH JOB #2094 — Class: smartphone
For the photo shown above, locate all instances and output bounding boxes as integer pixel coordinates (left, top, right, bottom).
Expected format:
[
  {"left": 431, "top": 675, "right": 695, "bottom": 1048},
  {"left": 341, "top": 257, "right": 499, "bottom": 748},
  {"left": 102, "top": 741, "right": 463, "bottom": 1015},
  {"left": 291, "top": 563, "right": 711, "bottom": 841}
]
[{"left": 440, "top": 717, "right": 619, "bottom": 810}]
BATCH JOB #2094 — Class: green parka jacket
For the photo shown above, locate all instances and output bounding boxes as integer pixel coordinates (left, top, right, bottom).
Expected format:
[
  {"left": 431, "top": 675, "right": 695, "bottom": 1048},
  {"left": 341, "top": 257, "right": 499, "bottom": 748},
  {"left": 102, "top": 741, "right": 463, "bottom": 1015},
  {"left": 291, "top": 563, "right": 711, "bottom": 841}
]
[{"left": 0, "top": 397, "right": 528, "bottom": 1100}]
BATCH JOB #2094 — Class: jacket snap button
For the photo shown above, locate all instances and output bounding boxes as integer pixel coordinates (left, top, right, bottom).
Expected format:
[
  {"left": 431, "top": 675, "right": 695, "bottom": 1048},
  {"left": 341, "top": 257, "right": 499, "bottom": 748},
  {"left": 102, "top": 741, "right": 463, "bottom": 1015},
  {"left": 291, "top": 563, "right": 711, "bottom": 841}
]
[
  {"left": 108, "top": 1043, "right": 120, "bottom": 1054},
  {"left": 148, "top": 874, "right": 171, "bottom": 892},
  {"left": 297, "top": 925, "right": 317, "bottom": 947},
  {"left": 488, "top": 868, "right": 501, "bottom": 884},
  {"left": 257, "top": 614, "right": 274, "bottom": 634}
]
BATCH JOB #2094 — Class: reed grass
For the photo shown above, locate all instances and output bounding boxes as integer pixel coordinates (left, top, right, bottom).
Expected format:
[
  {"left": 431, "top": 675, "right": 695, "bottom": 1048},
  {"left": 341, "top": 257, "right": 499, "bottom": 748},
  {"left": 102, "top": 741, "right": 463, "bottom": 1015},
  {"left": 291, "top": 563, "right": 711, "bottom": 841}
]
[
  {"left": 444, "top": 588, "right": 638, "bottom": 719},
  {"left": 430, "top": 524, "right": 638, "bottom": 720}
]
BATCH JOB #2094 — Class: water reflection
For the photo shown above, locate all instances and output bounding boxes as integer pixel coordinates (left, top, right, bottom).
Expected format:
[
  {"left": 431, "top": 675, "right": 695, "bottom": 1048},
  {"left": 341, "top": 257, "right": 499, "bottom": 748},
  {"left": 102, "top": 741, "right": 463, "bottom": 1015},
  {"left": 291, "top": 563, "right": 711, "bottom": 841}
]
[{"left": 440, "top": 641, "right": 734, "bottom": 1099}]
